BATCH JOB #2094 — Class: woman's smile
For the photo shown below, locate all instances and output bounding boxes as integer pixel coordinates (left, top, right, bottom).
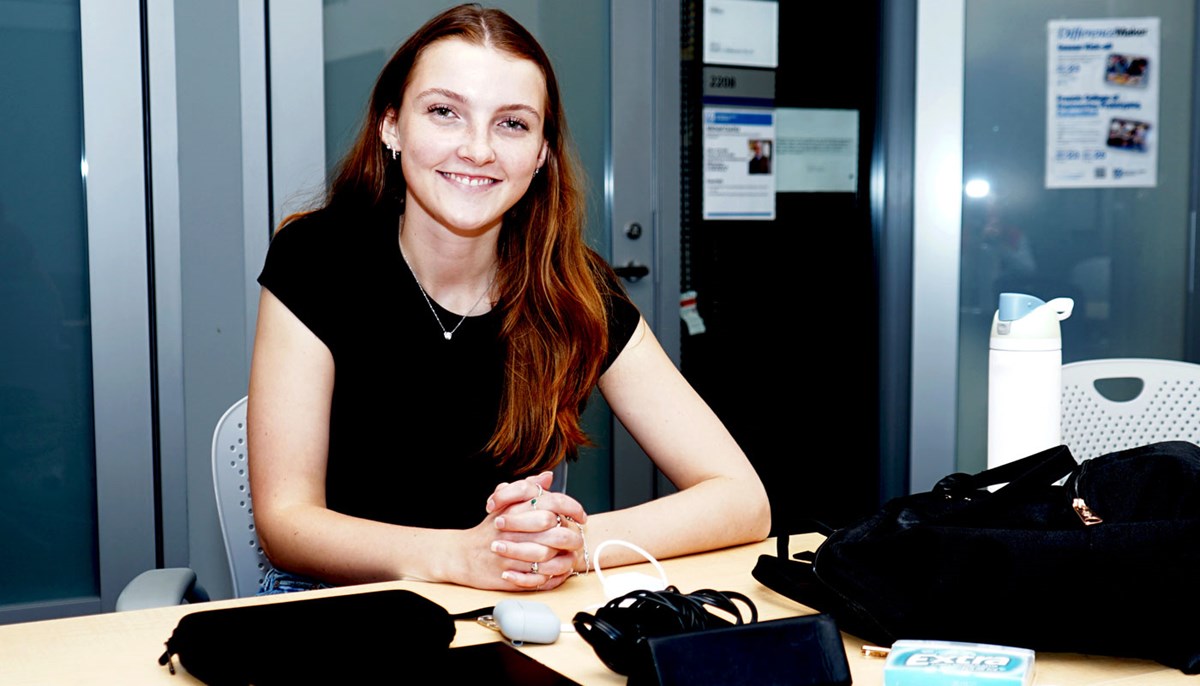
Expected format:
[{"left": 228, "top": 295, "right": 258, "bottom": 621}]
[{"left": 441, "top": 171, "right": 500, "bottom": 188}]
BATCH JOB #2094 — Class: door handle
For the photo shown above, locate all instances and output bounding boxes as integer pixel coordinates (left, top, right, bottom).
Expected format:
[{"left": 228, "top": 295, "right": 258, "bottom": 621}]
[{"left": 613, "top": 262, "right": 650, "bottom": 282}]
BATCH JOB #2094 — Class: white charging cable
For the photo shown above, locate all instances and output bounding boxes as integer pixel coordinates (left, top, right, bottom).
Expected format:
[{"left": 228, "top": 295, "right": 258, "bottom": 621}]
[{"left": 591, "top": 539, "right": 670, "bottom": 604}]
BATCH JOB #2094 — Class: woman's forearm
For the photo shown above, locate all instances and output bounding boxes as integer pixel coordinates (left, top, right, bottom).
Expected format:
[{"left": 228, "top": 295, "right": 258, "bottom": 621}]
[
  {"left": 255, "top": 503, "right": 468, "bottom": 586},
  {"left": 575, "top": 474, "right": 770, "bottom": 571}
]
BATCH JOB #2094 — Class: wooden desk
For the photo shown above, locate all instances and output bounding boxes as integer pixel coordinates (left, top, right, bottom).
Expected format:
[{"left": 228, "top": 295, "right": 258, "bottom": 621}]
[{"left": 0, "top": 535, "right": 1190, "bottom": 684}]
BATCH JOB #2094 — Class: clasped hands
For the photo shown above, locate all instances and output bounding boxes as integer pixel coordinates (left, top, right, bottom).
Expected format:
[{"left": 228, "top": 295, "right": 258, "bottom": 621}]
[{"left": 476, "top": 470, "right": 587, "bottom": 591}]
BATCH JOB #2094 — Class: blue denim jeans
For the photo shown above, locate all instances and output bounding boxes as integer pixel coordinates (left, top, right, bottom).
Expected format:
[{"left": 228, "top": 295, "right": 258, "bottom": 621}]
[{"left": 257, "top": 567, "right": 336, "bottom": 595}]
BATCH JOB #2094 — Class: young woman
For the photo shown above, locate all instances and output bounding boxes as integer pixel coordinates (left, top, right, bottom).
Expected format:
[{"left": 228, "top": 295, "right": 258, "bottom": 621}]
[{"left": 248, "top": 3, "right": 769, "bottom": 594}]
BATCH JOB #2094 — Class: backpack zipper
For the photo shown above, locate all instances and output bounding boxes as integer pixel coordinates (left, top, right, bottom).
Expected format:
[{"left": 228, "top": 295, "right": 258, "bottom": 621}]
[{"left": 1071, "top": 459, "right": 1103, "bottom": 526}]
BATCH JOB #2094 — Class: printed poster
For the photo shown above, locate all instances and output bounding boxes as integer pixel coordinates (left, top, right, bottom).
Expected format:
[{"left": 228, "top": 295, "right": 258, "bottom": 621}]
[
  {"left": 775, "top": 108, "right": 858, "bottom": 193},
  {"left": 1046, "top": 17, "right": 1160, "bottom": 188},
  {"left": 702, "top": 0, "right": 779, "bottom": 69},
  {"left": 702, "top": 107, "right": 776, "bottom": 220}
]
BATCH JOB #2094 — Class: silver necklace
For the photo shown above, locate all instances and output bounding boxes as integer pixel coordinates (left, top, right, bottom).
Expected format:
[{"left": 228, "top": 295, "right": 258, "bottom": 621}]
[{"left": 398, "top": 238, "right": 496, "bottom": 341}]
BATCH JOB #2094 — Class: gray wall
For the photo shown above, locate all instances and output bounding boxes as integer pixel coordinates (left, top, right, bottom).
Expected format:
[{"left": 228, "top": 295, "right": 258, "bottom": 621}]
[{"left": 174, "top": 0, "right": 255, "bottom": 601}]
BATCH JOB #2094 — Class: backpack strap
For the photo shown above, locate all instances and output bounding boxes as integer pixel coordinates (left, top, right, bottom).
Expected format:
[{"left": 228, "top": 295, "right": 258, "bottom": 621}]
[{"left": 936, "top": 444, "right": 1078, "bottom": 498}]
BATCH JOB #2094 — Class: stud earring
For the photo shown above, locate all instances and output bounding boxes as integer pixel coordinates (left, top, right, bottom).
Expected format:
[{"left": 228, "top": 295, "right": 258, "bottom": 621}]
[{"left": 533, "top": 166, "right": 541, "bottom": 177}]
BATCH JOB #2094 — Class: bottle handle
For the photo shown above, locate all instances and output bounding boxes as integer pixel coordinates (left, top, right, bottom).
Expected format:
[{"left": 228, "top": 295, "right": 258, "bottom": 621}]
[{"left": 1047, "top": 297, "right": 1074, "bottom": 321}]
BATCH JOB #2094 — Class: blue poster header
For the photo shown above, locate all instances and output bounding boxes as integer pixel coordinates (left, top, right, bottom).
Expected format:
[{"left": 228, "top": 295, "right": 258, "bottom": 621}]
[{"left": 705, "top": 111, "right": 773, "bottom": 126}]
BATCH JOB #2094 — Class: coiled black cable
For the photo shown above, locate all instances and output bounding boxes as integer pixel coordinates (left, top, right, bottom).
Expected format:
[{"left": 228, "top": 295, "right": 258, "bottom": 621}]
[{"left": 572, "top": 585, "right": 758, "bottom": 676}]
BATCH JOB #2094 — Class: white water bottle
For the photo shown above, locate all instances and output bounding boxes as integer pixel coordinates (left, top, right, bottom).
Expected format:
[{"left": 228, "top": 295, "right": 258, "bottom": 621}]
[{"left": 987, "top": 293, "right": 1075, "bottom": 470}]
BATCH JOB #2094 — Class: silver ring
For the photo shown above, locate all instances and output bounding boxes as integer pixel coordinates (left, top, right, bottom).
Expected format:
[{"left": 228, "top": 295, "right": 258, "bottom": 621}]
[
  {"left": 530, "top": 483, "right": 544, "bottom": 509},
  {"left": 555, "top": 514, "right": 562, "bottom": 527},
  {"left": 530, "top": 561, "right": 539, "bottom": 574}
]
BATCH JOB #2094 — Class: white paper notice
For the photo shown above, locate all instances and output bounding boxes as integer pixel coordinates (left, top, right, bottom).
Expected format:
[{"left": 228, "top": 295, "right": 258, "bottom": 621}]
[
  {"left": 775, "top": 108, "right": 858, "bottom": 193},
  {"left": 1046, "top": 17, "right": 1160, "bottom": 188},
  {"left": 702, "top": 0, "right": 779, "bottom": 69},
  {"left": 702, "top": 107, "right": 776, "bottom": 220}
]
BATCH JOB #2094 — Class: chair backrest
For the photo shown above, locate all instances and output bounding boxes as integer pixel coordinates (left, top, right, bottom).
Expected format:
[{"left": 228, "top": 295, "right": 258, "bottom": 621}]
[
  {"left": 211, "top": 396, "right": 274, "bottom": 598},
  {"left": 1061, "top": 358, "right": 1200, "bottom": 461}
]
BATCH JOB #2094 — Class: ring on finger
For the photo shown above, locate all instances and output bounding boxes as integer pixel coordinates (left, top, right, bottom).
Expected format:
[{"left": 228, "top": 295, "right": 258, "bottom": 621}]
[
  {"left": 555, "top": 514, "right": 562, "bottom": 527},
  {"left": 530, "top": 561, "right": 539, "bottom": 574},
  {"left": 530, "top": 483, "right": 544, "bottom": 509}
]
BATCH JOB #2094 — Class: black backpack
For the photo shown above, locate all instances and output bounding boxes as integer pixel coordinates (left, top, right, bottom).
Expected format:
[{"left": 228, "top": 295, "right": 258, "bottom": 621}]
[{"left": 753, "top": 441, "right": 1200, "bottom": 673}]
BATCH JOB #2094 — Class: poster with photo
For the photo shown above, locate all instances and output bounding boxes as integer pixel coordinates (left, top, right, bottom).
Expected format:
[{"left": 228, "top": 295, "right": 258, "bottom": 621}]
[
  {"left": 702, "top": 107, "right": 776, "bottom": 220},
  {"left": 1046, "top": 17, "right": 1159, "bottom": 188}
]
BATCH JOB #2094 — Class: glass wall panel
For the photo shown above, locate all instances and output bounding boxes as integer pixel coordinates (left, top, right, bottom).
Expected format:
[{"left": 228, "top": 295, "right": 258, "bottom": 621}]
[
  {"left": 0, "top": 2, "right": 99, "bottom": 603},
  {"left": 957, "top": 0, "right": 1196, "bottom": 472}
]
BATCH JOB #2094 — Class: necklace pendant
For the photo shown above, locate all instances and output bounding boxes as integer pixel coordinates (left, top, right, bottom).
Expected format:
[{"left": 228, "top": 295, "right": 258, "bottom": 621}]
[{"left": 443, "top": 331, "right": 453, "bottom": 341}]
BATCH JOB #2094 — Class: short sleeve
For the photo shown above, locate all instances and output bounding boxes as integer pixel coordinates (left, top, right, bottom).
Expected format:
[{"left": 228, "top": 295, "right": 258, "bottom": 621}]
[
  {"left": 602, "top": 270, "right": 642, "bottom": 373},
  {"left": 257, "top": 213, "right": 339, "bottom": 350}
]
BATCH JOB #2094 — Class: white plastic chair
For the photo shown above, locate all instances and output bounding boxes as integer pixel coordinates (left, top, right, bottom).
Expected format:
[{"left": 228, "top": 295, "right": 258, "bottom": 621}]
[
  {"left": 212, "top": 396, "right": 276, "bottom": 598},
  {"left": 117, "top": 396, "right": 266, "bottom": 609},
  {"left": 1061, "top": 358, "right": 1200, "bottom": 461}
]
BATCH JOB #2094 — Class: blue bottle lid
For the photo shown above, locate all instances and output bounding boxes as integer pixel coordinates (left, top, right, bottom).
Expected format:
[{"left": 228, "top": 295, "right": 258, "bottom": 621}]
[{"left": 997, "top": 293, "right": 1045, "bottom": 322}]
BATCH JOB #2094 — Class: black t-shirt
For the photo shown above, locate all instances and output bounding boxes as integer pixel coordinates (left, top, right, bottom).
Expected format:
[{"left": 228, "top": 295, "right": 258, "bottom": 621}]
[{"left": 257, "top": 202, "right": 640, "bottom": 529}]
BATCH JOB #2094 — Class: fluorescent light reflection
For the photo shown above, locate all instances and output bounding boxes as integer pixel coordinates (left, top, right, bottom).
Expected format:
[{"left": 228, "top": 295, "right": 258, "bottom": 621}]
[{"left": 964, "top": 178, "right": 990, "bottom": 198}]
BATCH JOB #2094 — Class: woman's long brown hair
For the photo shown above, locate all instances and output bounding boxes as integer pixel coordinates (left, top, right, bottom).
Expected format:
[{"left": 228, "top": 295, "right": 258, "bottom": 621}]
[{"left": 299, "top": 3, "right": 618, "bottom": 474}]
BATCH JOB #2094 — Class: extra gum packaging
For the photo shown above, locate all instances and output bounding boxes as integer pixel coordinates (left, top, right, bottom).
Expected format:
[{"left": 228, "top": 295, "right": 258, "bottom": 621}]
[{"left": 882, "top": 639, "right": 1035, "bottom": 686}]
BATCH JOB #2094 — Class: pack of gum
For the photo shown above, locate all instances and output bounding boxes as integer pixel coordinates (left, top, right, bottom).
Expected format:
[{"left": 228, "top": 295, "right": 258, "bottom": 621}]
[{"left": 880, "top": 639, "right": 1035, "bottom": 686}]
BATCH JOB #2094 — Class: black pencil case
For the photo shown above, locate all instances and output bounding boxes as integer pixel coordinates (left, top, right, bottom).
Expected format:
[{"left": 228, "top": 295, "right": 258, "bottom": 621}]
[{"left": 158, "top": 589, "right": 456, "bottom": 685}]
